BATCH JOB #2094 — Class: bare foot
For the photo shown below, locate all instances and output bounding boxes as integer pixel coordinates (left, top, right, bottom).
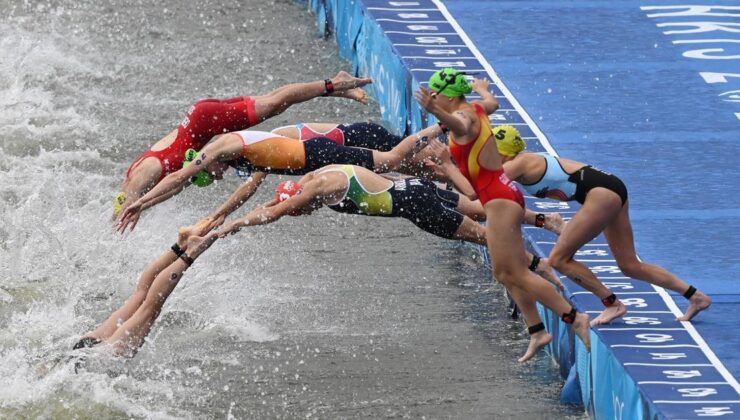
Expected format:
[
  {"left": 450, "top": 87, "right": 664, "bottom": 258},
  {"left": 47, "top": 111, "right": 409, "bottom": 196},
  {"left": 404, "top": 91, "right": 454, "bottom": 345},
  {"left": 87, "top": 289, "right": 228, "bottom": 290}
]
[
  {"left": 536, "top": 258, "right": 564, "bottom": 290},
  {"left": 677, "top": 291, "right": 712, "bottom": 322},
  {"left": 107, "top": 334, "right": 139, "bottom": 358},
  {"left": 518, "top": 330, "right": 552, "bottom": 363},
  {"left": 331, "top": 70, "right": 372, "bottom": 90},
  {"left": 590, "top": 300, "right": 627, "bottom": 326},
  {"left": 185, "top": 233, "right": 219, "bottom": 260},
  {"left": 176, "top": 227, "right": 191, "bottom": 249},
  {"left": 572, "top": 313, "right": 591, "bottom": 352},
  {"left": 545, "top": 213, "right": 565, "bottom": 235},
  {"left": 178, "top": 218, "right": 213, "bottom": 243},
  {"left": 332, "top": 87, "right": 369, "bottom": 104}
]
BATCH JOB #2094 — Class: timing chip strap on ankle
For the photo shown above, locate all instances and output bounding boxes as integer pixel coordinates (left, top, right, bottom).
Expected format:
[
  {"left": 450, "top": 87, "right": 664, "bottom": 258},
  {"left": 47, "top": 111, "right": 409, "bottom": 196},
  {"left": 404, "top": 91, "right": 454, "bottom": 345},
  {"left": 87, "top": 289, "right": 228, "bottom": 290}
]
[
  {"left": 601, "top": 293, "right": 617, "bottom": 307},
  {"left": 171, "top": 243, "right": 185, "bottom": 258},
  {"left": 180, "top": 253, "right": 195, "bottom": 267},
  {"left": 528, "top": 323, "right": 546, "bottom": 335},
  {"left": 528, "top": 255, "right": 541, "bottom": 272},
  {"left": 562, "top": 307, "right": 577, "bottom": 324}
]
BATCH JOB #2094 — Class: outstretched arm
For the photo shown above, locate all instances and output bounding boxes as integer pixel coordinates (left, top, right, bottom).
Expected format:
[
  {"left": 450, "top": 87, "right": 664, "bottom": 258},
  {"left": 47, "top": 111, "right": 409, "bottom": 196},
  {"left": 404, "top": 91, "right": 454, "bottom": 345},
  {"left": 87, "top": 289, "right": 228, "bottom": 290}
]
[
  {"left": 197, "top": 172, "right": 268, "bottom": 232},
  {"left": 139, "top": 145, "right": 227, "bottom": 210},
  {"left": 470, "top": 79, "right": 499, "bottom": 115},
  {"left": 372, "top": 123, "right": 445, "bottom": 172},
  {"left": 117, "top": 137, "right": 241, "bottom": 233},
  {"left": 218, "top": 180, "right": 325, "bottom": 236}
]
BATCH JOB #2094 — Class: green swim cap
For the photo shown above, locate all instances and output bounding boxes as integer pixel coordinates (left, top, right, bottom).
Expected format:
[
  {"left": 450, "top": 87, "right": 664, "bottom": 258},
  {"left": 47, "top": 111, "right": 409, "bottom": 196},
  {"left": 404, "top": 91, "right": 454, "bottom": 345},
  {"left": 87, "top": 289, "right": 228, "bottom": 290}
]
[
  {"left": 183, "top": 149, "right": 214, "bottom": 187},
  {"left": 428, "top": 68, "right": 472, "bottom": 97}
]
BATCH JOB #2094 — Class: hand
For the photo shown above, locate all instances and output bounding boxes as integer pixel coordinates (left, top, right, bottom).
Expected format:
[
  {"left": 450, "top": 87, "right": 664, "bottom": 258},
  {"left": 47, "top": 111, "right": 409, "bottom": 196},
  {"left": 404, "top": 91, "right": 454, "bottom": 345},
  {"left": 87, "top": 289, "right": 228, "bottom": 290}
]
[
  {"left": 536, "top": 258, "right": 564, "bottom": 290},
  {"left": 426, "top": 138, "right": 452, "bottom": 164},
  {"left": 470, "top": 78, "right": 490, "bottom": 93},
  {"left": 201, "top": 214, "right": 226, "bottom": 233},
  {"left": 423, "top": 158, "right": 449, "bottom": 182},
  {"left": 116, "top": 201, "right": 143, "bottom": 234},
  {"left": 414, "top": 87, "right": 436, "bottom": 113},
  {"left": 217, "top": 220, "right": 243, "bottom": 238}
]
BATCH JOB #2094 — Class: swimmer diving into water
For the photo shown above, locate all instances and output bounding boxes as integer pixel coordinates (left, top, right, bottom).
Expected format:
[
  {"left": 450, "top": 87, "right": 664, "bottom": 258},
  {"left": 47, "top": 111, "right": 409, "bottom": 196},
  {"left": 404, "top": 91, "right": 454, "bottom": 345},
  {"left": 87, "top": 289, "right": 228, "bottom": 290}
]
[
  {"left": 415, "top": 68, "right": 591, "bottom": 352},
  {"left": 115, "top": 71, "right": 371, "bottom": 217},
  {"left": 116, "top": 122, "right": 447, "bottom": 233},
  {"left": 77, "top": 165, "right": 564, "bottom": 362},
  {"left": 489, "top": 125, "right": 710, "bottom": 324}
]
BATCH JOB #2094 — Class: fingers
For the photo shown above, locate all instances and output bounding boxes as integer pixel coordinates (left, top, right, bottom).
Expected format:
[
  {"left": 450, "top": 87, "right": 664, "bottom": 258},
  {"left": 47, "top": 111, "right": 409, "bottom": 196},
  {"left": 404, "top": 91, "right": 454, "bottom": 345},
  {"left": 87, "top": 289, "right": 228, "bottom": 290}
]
[
  {"left": 221, "top": 228, "right": 239, "bottom": 238},
  {"left": 428, "top": 137, "right": 445, "bottom": 151},
  {"left": 116, "top": 214, "right": 130, "bottom": 234},
  {"left": 129, "top": 214, "right": 140, "bottom": 232},
  {"left": 210, "top": 216, "right": 226, "bottom": 230},
  {"left": 115, "top": 208, "right": 141, "bottom": 234},
  {"left": 414, "top": 87, "right": 430, "bottom": 103}
]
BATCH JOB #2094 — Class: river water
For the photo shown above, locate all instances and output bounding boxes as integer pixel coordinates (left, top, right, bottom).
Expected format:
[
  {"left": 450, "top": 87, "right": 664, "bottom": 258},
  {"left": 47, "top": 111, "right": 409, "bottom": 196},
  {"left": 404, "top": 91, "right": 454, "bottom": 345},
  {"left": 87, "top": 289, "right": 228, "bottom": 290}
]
[{"left": 0, "top": 0, "right": 585, "bottom": 418}]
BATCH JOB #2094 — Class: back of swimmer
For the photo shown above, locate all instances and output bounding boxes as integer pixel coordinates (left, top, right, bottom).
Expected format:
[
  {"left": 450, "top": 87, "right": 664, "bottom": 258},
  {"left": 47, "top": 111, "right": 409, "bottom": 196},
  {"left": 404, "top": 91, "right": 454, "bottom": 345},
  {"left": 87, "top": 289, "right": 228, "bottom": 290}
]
[{"left": 274, "top": 122, "right": 403, "bottom": 152}]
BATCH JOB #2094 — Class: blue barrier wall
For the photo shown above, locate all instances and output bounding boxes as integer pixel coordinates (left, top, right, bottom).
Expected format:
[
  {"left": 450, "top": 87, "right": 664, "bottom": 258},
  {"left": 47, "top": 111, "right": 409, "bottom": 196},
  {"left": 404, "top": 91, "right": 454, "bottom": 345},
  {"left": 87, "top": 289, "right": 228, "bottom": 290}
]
[{"left": 299, "top": 0, "right": 740, "bottom": 418}]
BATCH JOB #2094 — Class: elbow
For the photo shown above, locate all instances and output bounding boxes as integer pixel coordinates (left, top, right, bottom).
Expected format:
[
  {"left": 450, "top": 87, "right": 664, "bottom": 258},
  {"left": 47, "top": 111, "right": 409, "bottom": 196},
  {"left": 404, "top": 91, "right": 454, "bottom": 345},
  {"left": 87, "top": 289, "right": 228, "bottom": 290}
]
[{"left": 487, "top": 99, "right": 499, "bottom": 114}]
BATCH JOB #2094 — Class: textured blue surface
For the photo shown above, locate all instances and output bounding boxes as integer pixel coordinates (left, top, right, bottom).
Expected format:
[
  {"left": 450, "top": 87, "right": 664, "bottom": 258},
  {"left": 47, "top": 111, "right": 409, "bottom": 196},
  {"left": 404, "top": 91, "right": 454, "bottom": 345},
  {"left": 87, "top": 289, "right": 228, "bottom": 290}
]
[
  {"left": 446, "top": 0, "right": 740, "bottom": 381},
  {"left": 304, "top": 0, "right": 740, "bottom": 417}
]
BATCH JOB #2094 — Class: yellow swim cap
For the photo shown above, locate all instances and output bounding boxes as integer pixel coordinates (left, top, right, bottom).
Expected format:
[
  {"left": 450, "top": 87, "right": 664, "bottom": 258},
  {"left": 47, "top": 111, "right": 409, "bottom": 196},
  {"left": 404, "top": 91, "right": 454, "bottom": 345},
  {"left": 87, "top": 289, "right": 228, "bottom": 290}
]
[
  {"left": 113, "top": 191, "right": 126, "bottom": 216},
  {"left": 493, "top": 125, "right": 526, "bottom": 156}
]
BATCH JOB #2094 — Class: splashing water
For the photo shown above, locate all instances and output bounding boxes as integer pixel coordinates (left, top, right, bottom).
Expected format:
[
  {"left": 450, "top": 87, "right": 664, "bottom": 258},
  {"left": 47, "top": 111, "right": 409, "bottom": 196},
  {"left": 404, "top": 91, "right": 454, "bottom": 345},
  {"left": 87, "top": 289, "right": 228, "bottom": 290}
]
[{"left": 1, "top": 1, "right": 584, "bottom": 418}]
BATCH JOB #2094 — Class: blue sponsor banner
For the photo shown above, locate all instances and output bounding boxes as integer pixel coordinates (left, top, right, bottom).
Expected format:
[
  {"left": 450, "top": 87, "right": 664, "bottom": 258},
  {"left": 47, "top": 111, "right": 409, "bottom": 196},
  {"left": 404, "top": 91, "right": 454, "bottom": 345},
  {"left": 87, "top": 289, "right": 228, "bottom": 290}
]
[{"left": 303, "top": 0, "right": 740, "bottom": 418}]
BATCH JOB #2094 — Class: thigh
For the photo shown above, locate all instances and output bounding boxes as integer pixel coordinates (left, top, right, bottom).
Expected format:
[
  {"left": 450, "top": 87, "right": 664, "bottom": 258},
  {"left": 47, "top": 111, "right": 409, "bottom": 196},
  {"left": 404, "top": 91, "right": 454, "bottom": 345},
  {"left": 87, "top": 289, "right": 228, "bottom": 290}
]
[
  {"left": 602, "top": 200, "right": 639, "bottom": 264},
  {"left": 304, "top": 138, "right": 374, "bottom": 171},
  {"left": 401, "top": 182, "right": 464, "bottom": 240},
  {"left": 551, "top": 190, "right": 621, "bottom": 259},
  {"left": 452, "top": 216, "right": 486, "bottom": 245},
  {"left": 485, "top": 199, "right": 529, "bottom": 269},
  {"left": 453, "top": 193, "right": 485, "bottom": 221},
  {"left": 342, "top": 122, "right": 401, "bottom": 151}
]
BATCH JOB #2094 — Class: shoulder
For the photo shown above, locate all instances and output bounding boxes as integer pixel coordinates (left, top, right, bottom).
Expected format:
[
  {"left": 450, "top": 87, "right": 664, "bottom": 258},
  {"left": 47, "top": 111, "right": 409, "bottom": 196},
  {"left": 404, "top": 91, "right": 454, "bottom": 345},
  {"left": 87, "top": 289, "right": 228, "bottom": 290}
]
[{"left": 471, "top": 100, "right": 498, "bottom": 115}]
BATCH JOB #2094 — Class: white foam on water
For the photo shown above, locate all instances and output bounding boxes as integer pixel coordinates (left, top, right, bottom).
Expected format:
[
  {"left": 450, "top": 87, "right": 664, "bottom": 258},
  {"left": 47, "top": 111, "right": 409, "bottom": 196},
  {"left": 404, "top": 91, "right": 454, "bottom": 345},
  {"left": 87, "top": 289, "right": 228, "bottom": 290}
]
[
  {"left": 0, "top": 142, "right": 284, "bottom": 417},
  {"left": 208, "top": 315, "right": 279, "bottom": 343},
  {"left": 0, "top": 22, "right": 107, "bottom": 156}
]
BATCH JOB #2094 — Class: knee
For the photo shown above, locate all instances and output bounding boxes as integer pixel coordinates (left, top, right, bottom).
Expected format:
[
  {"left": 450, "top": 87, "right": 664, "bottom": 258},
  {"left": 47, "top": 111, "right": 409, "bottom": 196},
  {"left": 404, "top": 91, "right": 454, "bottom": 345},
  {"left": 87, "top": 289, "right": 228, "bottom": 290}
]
[
  {"left": 547, "top": 251, "right": 570, "bottom": 272},
  {"left": 132, "top": 285, "right": 148, "bottom": 299},
  {"left": 493, "top": 265, "right": 520, "bottom": 288},
  {"left": 617, "top": 260, "right": 643, "bottom": 278}
]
